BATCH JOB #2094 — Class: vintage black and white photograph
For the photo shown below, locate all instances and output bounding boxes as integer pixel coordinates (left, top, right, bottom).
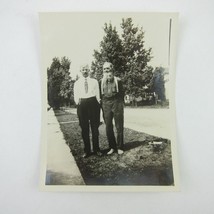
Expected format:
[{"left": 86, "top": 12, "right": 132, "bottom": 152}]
[{"left": 40, "top": 12, "right": 179, "bottom": 191}]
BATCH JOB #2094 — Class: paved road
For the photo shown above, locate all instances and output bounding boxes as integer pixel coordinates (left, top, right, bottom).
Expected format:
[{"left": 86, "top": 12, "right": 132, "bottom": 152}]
[
  {"left": 66, "top": 107, "right": 172, "bottom": 139},
  {"left": 124, "top": 108, "right": 172, "bottom": 139}
]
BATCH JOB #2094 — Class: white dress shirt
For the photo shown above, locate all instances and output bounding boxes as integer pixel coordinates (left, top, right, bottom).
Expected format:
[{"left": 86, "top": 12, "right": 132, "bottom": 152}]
[{"left": 74, "top": 77, "right": 100, "bottom": 104}]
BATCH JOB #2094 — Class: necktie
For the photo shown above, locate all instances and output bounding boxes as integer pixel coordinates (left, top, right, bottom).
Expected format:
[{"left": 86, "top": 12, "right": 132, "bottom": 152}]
[{"left": 84, "top": 78, "right": 88, "bottom": 93}]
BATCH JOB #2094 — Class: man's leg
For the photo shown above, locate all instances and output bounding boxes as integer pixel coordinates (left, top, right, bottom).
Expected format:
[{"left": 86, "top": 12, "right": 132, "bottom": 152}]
[
  {"left": 89, "top": 98, "right": 100, "bottom": 153},
  {"left": 102, "top": 100, "right": 117, "bottom": 150},
  {"left": 113, "top": 101, "right": 124, "bottom": 150},
  {"left": 77, "top": 101, "right": 91, "bottom": 154},
  {"left": 81, "top": 121, "right": 91, "bottom": 154}
]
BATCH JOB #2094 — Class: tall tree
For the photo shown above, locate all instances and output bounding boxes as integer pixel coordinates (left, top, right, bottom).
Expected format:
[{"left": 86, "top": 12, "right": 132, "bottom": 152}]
[
  {"left": 47, "top": 57, "right": 73, "bottom": 109},
  {"left": 92, "top": 18, "right": 153, "bottom": 99},
  {"left": 152, "top": 66, "right": 166, "bottom": 102},
  {"left": 121, "top": 18, "right": 153, "bottom": 96},
  {"left": 91, "top": 23, "right": 125, "bottom": 80}
]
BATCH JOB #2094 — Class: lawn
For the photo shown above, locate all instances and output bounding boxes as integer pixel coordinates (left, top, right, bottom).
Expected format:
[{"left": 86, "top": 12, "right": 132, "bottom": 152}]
[{"left": 55, "top": 110, "right": 174, "bottom": 186}]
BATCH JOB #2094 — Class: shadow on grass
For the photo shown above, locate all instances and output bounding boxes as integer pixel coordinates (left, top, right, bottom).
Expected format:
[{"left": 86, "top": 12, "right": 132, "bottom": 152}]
[{"left": 124, "top": 140, "right": 147, "bottom": 151}]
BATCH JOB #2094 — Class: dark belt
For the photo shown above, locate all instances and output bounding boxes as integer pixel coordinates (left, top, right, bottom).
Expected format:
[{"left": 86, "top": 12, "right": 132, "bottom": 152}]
[
  {"left": 80, "top": 96, "right": 96, "bottom": 101},
  {"left": 103, "top": 94, "right": 122, "bottom": 100}
]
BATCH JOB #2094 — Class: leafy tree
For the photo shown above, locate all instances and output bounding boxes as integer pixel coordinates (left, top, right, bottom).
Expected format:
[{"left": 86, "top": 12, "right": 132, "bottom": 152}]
[
  {"left": 92, "top": 18, "right": 153, "bottom": 98},
  {"left": 91, "top": 23, "right": 125, "bottom": 80},
  {"left": 152, "top": 66, "right": 166, "bottom": 102},
  {"left": 47, "top": 57, "right": 73, "bottom": 109},
  {"left": 121, "top": 18, "right": 153, "bottom": 96}
]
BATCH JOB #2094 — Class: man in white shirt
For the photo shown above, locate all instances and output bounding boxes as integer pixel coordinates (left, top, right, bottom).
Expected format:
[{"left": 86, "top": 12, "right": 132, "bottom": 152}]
[{"left": 74, "top": 64, "right": 102, "bottom": 158}]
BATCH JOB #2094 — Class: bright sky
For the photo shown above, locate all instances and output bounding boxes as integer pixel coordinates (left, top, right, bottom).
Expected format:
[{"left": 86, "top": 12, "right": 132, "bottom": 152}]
[{"left": 40, "top": 12, "right": 176, "bottom": 79}]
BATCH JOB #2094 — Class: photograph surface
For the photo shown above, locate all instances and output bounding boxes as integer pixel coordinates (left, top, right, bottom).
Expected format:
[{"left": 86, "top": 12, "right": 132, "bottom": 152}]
[{"left": 40, "top": 12, "right": 179, "bottom": 191}]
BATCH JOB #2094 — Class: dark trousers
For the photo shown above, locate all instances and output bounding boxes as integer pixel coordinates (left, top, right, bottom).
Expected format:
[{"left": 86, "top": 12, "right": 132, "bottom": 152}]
[
  {"left": 102, "top": 98, "right": 124, "bottom": 150},
  {"left": 77, "top": 96, "right": 100, "bottom": 154}
]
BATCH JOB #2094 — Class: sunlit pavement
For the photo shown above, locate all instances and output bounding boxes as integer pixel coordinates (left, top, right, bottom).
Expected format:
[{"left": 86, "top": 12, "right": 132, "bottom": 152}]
[{"left": 123, "top": 108, "right": 172, "bottom": 139}]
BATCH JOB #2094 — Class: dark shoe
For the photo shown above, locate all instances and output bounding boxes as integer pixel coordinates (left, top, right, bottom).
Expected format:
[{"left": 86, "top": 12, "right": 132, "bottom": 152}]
[
  {"left": 95, "top": 151, "right": 103, "bottom": 157},
  {"left": 83, "top": 153, "right": 91, "bottom": 158}
]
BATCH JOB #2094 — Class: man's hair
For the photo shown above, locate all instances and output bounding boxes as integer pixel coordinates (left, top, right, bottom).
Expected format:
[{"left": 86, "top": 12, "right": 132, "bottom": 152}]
[{"left": 80, "top": 64, "right": 90, "bottom": 72}]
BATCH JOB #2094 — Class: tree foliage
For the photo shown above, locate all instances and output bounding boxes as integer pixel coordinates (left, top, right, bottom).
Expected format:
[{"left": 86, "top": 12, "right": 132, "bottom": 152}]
[
  {"left": 47, "top": 57, "right": 74, "bottom": 109},
  {"left": 91, "top": 23, "right": 125, "bottom": 80},
  {"left": 92, "top": 18, "right": 153, "bottom": 97},
  {"left": 152, "top": 66, "right": 166, "bottom": 101},
  {"left": 121, "top": 18, "right": 153, "bottom": 96}
]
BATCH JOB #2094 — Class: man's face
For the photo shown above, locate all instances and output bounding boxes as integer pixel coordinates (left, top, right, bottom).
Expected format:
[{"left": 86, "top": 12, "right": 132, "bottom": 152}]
[
  {"left": 103, "top": 63, "right": 112, "bottom": 74},
  {"left": 103, "top": 63, "right": 114, "bottom": 80},
  {"left": 81, "top": 66, "right": 89, "bottom": 78},
  {"left": 106, "top": 72, "right": 114, "bottom": 81}
]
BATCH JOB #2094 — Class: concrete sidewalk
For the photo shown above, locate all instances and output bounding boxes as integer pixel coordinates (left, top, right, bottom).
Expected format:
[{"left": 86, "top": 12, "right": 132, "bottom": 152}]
[{"left": 46, "top": 109, "right": 85, "bottom": 185}]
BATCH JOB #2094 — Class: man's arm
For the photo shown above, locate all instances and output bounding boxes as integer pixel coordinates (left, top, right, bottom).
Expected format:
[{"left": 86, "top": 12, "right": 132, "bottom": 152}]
[
  {"left": 73, "top": 81, "right": 79, "bottom": 105},
  {"left": 118, "top": 79, "right": 125, "bottom": 101},
  {"left": 94, "top": 79, "right": 101, "bottom": 104},
  {"left": 98, "top": 79, "right": 103, "bottom": 101}
]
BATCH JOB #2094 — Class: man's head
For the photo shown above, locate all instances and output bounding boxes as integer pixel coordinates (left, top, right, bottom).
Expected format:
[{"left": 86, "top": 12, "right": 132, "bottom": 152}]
[
  {"left": 80, "top": 64, "right": 90, "bottom": 78},
  {"left": 103, "top": 62, "right": 114, "bottom": 81}
]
